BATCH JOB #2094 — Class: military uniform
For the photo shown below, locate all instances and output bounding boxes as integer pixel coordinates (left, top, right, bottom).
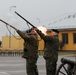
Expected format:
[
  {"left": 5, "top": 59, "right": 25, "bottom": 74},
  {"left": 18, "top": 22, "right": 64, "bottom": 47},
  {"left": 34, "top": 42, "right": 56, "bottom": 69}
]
[
  {"left": 36, "top": 30, "right": 59, "bottom": 75},
  {"left": 17, "top": 30, "right": 39, "bottom": 75},
  {"left": 59, "top": 41, "right": 64, "bottom": 49}
]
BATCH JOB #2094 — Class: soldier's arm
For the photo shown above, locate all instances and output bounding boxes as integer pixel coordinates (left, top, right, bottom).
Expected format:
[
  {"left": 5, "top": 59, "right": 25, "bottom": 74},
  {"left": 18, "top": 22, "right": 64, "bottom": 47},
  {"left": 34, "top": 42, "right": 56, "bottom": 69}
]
[
  {"left": 36, "top": 29, "right": 53, "bottom": 41},
  {"left": 35, "top": 28, "right": 58, "bottom": 41},
  {"left": 59, "top": 41, "right": 64, "bottom": 49},
  {"left": 36, "top": 29, "right": 46, "bottom": 39},
  {"left": 16, "top": 30, "right": 30, "bottom": 40},
  {"left": 37, "top": 30, "right": 59, "bottom": 42}
]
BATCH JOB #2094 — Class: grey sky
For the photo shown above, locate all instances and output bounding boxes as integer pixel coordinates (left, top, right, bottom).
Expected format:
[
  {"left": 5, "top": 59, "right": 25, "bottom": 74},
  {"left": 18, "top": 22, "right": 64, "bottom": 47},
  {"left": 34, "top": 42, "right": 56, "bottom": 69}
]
[{"left": 0, "top": 0, "right": 76, "bottom": 40}]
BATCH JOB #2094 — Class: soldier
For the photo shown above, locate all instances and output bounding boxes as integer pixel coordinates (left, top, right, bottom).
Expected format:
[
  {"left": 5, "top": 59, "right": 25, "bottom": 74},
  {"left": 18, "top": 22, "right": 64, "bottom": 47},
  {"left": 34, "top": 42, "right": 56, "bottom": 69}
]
[
  {"left": 15, "top": 28, "right": 39, "bottom": 75},
  {"left": 35, "top": 28, "right": 60, "bottom": 75},
  {"left": 59, "top": 40, "right": 64, "bottom": 49}
]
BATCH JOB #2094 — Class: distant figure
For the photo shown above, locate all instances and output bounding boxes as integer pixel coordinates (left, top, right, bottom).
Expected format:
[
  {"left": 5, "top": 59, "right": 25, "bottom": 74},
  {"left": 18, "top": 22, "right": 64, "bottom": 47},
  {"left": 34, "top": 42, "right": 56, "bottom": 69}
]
[
  {"left": 59, "top": 40, "right": 64, "bottom": 49},
  {"left": 0, "top": 41, "right": 2, "bottom": 47},
  {"left": 15, "top": 28, "right": 39, "bottom": 75},
  {"left": 35, "top": 28, "right": 60, "bottom": 75}
]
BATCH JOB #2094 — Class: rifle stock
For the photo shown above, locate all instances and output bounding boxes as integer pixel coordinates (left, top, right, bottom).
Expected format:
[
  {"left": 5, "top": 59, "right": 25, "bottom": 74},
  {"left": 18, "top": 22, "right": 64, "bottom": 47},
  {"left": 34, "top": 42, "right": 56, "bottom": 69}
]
[{"left": 15, "top": 11, "right": 36, "bottom": 28}]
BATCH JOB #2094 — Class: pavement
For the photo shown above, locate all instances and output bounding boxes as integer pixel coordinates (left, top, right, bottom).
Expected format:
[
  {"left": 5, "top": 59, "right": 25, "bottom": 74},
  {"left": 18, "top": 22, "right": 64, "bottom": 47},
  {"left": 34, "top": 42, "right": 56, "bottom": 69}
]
[{"left": 0, "top": 54, "right": 76, "bottom": 75}]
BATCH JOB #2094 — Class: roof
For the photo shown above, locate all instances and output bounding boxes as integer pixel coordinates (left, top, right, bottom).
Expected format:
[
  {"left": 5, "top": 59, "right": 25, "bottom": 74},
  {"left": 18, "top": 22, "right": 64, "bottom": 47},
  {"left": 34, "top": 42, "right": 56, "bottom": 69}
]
[{"left": 39, "top": 12, "right": 76, "bottom": 30}]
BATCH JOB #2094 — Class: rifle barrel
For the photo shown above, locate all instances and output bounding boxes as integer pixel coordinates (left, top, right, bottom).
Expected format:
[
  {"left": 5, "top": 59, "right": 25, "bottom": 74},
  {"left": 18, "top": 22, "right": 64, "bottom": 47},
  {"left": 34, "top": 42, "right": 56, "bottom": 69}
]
[
  {"left": 0, "top": 19, "right": 17, "bottom": 30},
  {"left": 15, "top": 11, "right": 36, "bottom": 28}
]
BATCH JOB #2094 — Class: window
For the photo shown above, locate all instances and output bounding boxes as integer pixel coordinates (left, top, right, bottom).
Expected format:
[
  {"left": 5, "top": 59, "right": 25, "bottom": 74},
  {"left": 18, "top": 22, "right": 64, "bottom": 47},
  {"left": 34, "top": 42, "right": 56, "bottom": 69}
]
[
  {"left": 62, "top": 33, "right": 68, "bottom": 44},
  {"left": 73, "top": 33, "right": 76, "bottom": 44}
]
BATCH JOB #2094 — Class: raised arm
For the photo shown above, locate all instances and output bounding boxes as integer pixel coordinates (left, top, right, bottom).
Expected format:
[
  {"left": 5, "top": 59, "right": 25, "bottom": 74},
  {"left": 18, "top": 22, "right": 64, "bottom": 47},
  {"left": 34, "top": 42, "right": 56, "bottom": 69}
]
[
  {"left": 16, "top": 30, "right": 31, "bottom": 40},
  {"left": 35, "top": 28, "right": 46, "bottom": 40}
]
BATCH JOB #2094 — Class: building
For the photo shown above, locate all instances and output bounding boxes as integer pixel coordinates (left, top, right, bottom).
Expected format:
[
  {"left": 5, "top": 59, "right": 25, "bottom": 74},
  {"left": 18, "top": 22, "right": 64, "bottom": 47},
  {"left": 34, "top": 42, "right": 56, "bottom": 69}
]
[
  {"left": 39, "top": 12, "right": 76, "bottom": 50},
  {"left": 2, "top": 12, "right": 76, "bottom": 51}
]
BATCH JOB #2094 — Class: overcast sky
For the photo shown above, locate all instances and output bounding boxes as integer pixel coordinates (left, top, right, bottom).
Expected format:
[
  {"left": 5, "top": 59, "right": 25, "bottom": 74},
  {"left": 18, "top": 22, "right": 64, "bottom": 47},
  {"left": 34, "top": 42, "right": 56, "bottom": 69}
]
[{"left": 0, "top": 0, "right": 76, "bottom": 40}]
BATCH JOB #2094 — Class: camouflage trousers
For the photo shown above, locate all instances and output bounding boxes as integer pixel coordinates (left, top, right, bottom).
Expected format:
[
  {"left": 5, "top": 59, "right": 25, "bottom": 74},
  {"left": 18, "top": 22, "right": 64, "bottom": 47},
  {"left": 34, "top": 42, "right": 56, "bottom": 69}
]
[
  {"left": 26, "top": 58, "right": 38, "bottom": 75},
  {"left": 45, "top": 59, "right": 57, "bottom": 75}
]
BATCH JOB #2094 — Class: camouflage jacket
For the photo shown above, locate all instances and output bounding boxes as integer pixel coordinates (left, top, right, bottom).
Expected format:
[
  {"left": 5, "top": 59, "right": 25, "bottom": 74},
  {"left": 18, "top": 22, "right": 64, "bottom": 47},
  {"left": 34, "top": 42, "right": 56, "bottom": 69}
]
[
  {"left": 36, "top": 30, "right": 59, "bottom": 60},
  {"left": 17, "top": 30, "right": 38, "bottom": 59}
]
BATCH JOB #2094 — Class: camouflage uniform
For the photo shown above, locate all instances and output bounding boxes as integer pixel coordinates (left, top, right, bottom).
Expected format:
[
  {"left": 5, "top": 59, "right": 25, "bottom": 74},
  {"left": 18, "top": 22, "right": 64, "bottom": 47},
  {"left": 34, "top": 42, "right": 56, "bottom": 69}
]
[
  {"left": 17, "top": 30, "right": 39, "bottom": 75},
  {"left": 59, "top": 41, "right": 64, "bottom": 49},
  {"left": 36, "top": 30, "right": 59, "bottom": 75}
]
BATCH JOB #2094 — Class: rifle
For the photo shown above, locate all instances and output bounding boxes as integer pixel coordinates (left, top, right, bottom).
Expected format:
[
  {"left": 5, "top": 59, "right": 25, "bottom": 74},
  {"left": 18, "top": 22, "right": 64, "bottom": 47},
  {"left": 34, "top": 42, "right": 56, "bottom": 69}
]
[
  {"left": 15, "top": 11, "right": 36, "bottom": 28},
  {"left": 0, "top": 19, "right": 18, "bottom": 31}
]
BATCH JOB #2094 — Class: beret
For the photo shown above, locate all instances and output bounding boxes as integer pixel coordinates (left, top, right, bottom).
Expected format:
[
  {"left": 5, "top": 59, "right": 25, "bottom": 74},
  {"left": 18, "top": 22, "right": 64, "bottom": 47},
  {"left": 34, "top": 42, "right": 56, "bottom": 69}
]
[{"left": 51, "top": 29, "right": 59, "bottom": 34}]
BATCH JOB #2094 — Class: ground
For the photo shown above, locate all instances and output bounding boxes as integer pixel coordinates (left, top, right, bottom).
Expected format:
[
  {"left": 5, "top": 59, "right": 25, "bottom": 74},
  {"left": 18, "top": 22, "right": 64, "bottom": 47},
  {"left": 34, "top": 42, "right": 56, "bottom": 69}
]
[{"left": 0, "top": 54, "right": 76, "bottom": 75}]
